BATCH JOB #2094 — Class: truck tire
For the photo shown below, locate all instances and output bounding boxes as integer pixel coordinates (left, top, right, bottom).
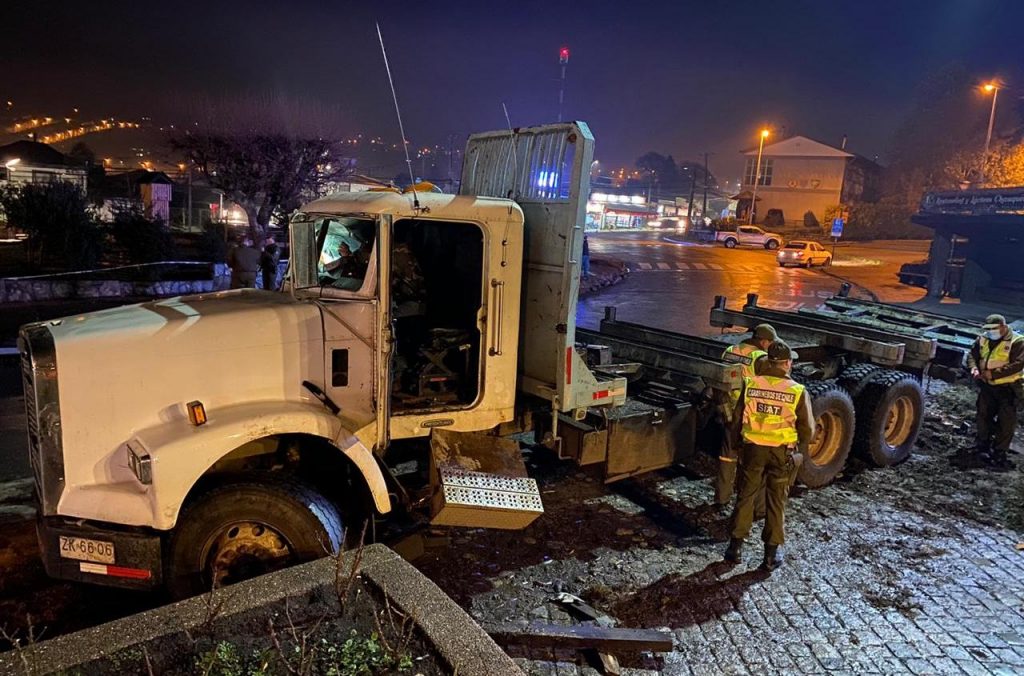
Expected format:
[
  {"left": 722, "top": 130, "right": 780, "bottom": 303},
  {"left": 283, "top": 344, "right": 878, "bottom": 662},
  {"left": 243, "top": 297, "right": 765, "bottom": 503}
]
[
  {"left": 724, "top": 238, "right": 738, "bottom": 248},
  {"left": 765, "top": 239, "right": 780, "bottom": 250},
  {"left": 798, "top": 380, "right": 856, "bottom": 488},
  {"left": 837, "top": 363, "right": 883, "bottom": 398},
  {"left": 167, "top": 476, "right": 344, "bottom": 599},
  {"left": 853, "top": 370, "right": 924, "bottom": 467}
]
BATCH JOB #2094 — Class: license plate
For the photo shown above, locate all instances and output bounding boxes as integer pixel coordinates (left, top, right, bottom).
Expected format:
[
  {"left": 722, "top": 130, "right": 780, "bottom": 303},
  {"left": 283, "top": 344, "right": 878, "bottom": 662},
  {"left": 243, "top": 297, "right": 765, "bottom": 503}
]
[{"left": 59, "top": 536, "right": 115, "bottom": 564}]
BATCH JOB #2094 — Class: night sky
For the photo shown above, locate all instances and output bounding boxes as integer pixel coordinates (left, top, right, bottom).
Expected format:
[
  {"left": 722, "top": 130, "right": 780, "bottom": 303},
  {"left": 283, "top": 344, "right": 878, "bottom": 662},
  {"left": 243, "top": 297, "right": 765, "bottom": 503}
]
[{"left": 4, "top": 1, "right": 1023, "bottom": 181}]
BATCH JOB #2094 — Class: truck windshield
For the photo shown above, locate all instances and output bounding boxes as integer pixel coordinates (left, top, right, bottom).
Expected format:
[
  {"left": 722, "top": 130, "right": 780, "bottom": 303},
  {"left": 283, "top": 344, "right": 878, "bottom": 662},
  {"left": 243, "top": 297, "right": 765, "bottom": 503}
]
[{"left": 291, "top": 215, "right": 376, "bottom": 292}]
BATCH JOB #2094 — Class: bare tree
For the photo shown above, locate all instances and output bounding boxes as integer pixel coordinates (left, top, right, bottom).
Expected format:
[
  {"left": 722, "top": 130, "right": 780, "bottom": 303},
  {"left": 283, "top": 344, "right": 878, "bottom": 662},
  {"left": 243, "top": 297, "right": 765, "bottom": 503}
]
[{"left": 168, "top": 95, "right": 353, "bottom": 241}]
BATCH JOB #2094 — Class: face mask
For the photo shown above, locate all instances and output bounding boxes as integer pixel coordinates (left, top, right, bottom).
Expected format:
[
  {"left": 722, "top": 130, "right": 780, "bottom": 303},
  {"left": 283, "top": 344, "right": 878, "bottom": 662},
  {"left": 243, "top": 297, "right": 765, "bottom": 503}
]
[{"left": 987, "top": 329, "right": 1003, "bottom": 340}]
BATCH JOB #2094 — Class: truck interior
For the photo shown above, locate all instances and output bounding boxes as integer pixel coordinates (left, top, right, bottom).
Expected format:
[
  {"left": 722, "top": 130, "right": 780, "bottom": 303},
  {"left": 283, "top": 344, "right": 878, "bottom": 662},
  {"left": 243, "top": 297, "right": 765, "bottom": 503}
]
[
  {"left": 314, "top": 218, "right": 376, "bottom": 291},
  {"left": 390, "top": 218, "right": 484, "bottom": 412}
]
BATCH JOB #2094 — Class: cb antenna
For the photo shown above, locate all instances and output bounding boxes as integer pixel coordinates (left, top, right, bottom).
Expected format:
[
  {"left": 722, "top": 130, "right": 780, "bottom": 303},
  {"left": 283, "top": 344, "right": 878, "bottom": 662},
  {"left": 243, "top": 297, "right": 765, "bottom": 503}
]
[{"left": 376, "top": 23, "right": 419, "bottom": 210}]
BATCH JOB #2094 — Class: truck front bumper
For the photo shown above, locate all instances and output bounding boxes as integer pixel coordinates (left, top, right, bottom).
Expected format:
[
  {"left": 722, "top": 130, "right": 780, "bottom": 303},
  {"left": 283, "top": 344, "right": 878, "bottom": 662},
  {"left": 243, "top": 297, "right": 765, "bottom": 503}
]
[{"left": 37, "top": 516, "right": 164, "bottom": 590}]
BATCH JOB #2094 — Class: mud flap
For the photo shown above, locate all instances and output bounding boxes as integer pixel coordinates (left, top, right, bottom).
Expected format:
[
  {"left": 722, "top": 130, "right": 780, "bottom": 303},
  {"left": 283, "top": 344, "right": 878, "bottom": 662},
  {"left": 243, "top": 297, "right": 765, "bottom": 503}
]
[{"left": 428, "top": 430, "right": 544, "bottom": 530}]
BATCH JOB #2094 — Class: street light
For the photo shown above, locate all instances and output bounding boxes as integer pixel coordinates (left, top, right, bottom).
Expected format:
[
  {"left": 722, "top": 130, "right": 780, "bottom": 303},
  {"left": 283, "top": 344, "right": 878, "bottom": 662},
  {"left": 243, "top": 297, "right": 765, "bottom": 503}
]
[
  {"left": 980, "top": 82, "right": 1000, "bottom": 184},
  {"left": 748, "top": 128, "right": 770, "bottom": 224}
]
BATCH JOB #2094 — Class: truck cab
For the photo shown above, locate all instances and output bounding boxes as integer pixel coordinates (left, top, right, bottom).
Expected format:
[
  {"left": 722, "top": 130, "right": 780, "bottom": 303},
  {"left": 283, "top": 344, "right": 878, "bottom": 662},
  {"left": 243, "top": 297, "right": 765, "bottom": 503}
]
[{"left": 22, "top": 122, "right": 624, "bottom": 596}]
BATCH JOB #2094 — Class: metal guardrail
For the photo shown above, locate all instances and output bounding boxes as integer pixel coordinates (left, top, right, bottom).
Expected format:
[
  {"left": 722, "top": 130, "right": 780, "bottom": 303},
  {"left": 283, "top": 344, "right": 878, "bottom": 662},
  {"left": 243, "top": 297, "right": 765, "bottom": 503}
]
[{"left": 2, "top": 261, "right": 216, "bottom": 282}]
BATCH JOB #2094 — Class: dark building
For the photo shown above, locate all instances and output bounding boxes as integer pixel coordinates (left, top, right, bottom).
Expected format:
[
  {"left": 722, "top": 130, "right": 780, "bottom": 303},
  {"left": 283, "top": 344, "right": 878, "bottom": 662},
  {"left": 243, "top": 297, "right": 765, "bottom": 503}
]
[{"left": 912, "top": 187, "right": 1024, "bottom": 303}]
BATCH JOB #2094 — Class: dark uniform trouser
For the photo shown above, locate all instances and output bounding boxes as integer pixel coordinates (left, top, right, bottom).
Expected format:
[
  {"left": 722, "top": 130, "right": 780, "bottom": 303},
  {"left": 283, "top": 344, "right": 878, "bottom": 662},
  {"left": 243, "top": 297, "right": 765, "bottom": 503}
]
[
  {"left": 715, "top": 436, "right": 767, "bottom": 515},
  {"left": 232, "top": 271, "right": 257, "bottom": 289},
  {"left": 976, "top": 381, "right": 1021, "bottom": 452},
  {"left": 730, "top": 443, "right": 794, "bottom": 546}
]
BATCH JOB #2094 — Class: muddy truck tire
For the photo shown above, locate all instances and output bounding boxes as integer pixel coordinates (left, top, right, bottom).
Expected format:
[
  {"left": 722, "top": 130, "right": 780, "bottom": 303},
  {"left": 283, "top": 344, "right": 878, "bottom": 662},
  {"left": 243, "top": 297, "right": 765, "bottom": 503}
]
[
  {"left": 799, "top": 380, "right": 856, "bottom": 488},
  {"left": 837, "top": 363, "right": 883, "bottom": 398},
  {"left": 853, "top": 370, "right": 925, "bottom": 467},
  {"left": 167, "top": 476, "right": 344, "bottom": 599}
]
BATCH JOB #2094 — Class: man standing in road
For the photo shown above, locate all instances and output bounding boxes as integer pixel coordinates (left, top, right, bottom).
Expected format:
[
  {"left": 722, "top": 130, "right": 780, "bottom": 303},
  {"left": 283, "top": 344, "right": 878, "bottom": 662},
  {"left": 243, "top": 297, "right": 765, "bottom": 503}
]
[
  {"left": 715, "top": 324, "right": 776, "bottom": 508},
  {"left": 228, "top": 237, "right": 261, "bottom": 289},
  {"left": 724, "top": 340, "right": 814, "bottom": 571},
  {"left": 954, "top": 314, "right": 1023, "bottom": 471},
  {"left": 260, "top": 237, "right": 280, "bottom": 291}
]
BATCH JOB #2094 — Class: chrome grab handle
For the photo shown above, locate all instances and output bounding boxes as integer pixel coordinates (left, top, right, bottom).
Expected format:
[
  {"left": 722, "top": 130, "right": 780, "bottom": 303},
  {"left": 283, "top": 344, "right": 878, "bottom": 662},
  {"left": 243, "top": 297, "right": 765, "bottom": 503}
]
[{"left": 489, "top": 278, "right": 504, "bottom": 356}]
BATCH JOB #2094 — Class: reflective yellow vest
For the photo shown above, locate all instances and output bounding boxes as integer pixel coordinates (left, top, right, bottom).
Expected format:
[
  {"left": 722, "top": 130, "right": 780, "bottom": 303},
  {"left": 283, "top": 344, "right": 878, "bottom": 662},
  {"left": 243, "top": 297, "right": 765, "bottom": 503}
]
[
  {"left": 979, "top": 331, "right": 1024, "bottom": 385},
  {"left": 722, "top": 342, "right": 767, "bottom": 379},
  {"left": 741, "top": 375, "right": 804, "bottom": 447},
  {"left": 723, "top": 343, "right": 767, "bottom": 409}
]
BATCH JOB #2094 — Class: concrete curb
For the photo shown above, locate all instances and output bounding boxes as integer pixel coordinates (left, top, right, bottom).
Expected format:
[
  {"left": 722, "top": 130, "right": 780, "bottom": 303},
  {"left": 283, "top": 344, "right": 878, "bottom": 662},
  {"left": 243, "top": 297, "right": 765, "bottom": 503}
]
[
  {"left": 817, "top": 267, "right": 880, "bottom": 302},
  {"left": 0, "top": 544, "right": 521, "bottom": 675},
  {"left": 580, "top": 256, "right": 629, "bottom": 297}
]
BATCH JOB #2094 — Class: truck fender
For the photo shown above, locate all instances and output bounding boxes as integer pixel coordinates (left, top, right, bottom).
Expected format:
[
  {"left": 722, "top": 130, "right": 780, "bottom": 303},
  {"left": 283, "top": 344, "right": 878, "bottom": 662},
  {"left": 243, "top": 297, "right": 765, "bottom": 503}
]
[{"left": 58, "top": 401, "right": 392, "bottom": 531}]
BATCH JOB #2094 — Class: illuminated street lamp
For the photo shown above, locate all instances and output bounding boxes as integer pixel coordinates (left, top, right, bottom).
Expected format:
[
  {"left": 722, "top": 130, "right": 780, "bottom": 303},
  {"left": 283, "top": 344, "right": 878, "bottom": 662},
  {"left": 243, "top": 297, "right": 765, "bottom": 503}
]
[
  {"left": 980, "top": 82, "right": 1000, "bottom": 183},
  {"left": 748, "top": 128, "right": 770, "bottom": 224}
]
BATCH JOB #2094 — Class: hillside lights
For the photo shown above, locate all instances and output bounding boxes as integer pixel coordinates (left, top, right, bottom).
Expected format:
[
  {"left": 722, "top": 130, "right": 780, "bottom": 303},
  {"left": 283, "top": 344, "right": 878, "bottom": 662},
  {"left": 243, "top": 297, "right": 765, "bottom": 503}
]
[{"left": 186, "top": 400, "right": 207, "bottom": 426}]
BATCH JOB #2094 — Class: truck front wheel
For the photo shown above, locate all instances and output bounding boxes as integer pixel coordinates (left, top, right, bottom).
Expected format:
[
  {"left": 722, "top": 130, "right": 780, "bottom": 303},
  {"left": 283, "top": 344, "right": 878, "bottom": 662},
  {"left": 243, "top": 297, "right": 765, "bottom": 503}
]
[
  {"left": 166, "top": 477, "right": 344, "bottom": 599},
  {"left": 724, "top": 238, "right": 737, "bottom": 248}
]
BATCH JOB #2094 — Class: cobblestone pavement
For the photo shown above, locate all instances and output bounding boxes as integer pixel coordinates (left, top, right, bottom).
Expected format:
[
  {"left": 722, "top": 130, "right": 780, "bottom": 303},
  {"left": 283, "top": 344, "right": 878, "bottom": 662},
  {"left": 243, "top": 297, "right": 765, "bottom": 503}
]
[{"left": 415, "top": 383, "right": 1024, "bottom": 675}]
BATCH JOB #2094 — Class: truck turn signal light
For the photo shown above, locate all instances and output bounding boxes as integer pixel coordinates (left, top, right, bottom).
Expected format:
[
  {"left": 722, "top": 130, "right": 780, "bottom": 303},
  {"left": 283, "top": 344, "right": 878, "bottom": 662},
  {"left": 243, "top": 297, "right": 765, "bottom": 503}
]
[{"left": 187, "top": 401, "right": 207, "bottom": 426}]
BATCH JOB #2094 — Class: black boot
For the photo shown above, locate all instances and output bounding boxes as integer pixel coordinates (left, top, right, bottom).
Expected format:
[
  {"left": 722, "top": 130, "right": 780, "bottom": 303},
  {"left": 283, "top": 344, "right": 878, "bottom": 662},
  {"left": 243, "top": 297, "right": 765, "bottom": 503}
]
[
  {"left": 724, "top": 538, "right": 743, "bottom": 563},
  {"left": 760, "top": 544, "right": 783, "bottom": 571},
  {"left": 951, "top": 447, "right": 989, "bottom": 469},
  {"left": 988, "top": 449, "right": 1014, "bottom": 472}
]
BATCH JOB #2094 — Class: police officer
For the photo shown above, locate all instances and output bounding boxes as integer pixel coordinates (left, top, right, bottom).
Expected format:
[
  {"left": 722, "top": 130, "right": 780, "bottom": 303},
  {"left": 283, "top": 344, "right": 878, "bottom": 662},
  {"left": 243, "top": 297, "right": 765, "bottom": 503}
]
[
  {"left": 715, "top": 324, "right": 776, "bottom": 507},
  {"left": 957, "top": 314, "right": 1024, "bottom": 471},
  {"left": 724, "top": 340, "right": 814, "bottom": 571}
]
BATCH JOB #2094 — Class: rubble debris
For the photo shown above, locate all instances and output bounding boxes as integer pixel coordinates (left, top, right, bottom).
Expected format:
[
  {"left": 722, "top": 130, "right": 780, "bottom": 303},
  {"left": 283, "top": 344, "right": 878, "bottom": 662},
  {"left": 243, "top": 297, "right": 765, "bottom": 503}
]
[{"left": 486, "top": 622, "right": 673, "bottom": 653}]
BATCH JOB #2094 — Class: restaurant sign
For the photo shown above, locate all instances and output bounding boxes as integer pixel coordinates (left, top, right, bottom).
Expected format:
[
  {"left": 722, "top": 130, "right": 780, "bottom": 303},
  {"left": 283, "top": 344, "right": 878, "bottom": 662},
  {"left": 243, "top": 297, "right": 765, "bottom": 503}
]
[{"left": 920, "top": 187, "right": 1024, "bottom": 215}]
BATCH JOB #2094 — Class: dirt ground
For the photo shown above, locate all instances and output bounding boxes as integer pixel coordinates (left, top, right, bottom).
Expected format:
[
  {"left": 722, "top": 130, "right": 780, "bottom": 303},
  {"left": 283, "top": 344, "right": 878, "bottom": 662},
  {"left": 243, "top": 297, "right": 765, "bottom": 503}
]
[
  {"left": 414, "top": 380, "right": 1024, "bottom": 674},
  {"left": 2, "top": 380, "right": 1023, "bottom": 673}
]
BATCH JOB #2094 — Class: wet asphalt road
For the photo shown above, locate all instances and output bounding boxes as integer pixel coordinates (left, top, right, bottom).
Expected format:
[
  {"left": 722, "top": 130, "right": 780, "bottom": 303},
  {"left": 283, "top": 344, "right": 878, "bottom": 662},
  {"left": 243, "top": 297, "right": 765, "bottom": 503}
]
[{"left": 579, "top": 232, "right": 929, "bottom": 335}]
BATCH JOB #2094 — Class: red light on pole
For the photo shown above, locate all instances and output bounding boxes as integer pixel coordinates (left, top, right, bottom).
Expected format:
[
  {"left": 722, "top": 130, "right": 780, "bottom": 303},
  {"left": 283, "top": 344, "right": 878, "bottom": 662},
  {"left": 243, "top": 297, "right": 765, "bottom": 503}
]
[{"left": 559, "top": 47, "right": 570, "bottom": 64}]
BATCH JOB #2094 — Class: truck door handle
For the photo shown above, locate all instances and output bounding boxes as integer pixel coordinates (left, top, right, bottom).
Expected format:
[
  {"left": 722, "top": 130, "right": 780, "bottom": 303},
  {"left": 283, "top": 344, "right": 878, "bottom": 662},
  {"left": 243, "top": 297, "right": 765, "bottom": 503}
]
[{"left": 489, "top": 278, "right": 504, "bottom": 356}]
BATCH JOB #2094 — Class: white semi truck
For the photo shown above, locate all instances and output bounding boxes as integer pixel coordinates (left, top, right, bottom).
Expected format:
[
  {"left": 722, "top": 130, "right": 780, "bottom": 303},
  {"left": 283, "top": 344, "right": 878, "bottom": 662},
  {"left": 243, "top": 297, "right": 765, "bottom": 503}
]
[{"left": 20, "top": 122, "right": 975, "bottom": 597}]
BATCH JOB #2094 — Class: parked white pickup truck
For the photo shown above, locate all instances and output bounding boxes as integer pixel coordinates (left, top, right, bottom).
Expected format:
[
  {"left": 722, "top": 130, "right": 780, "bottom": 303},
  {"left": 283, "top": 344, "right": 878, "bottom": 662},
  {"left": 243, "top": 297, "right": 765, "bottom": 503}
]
[{"left": 715, "top": 225, "right": 783, "bottom": 250}]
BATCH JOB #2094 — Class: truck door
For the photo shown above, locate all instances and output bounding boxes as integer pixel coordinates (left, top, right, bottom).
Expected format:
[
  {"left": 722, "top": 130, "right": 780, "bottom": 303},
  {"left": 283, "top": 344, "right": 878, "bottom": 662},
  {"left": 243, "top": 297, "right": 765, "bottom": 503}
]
[{"left": 311, "top": 215, "right": 392, "bottom": 450}]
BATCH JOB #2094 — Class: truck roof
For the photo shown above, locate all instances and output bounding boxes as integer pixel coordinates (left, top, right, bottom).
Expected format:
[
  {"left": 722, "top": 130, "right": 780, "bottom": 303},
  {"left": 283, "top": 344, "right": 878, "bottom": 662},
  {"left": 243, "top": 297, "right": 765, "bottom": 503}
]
[{"left": 301, "top": 190, "right": 522, "bottom": 222}]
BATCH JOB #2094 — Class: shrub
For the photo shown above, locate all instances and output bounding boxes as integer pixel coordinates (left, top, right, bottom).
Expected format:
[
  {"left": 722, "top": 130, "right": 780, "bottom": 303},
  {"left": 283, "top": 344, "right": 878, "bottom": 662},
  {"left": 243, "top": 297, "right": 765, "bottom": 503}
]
[
  {"left": 110, "top": 210, "right": 176, "bottom": 263},
  {"left": 762, "top": 209, "right": 785, "bottom": 228},
  {"left": 197, "top": 221, "right": 229, "bottom": 263},
  {"left": 825, "top": 203, "right": 930, "bottom": 240},
  {"left": 0, "top": 180, "right": 105, "bottom": 270},
  {"left": 803, "top": 211, "right": 820, "bottom": 230}
]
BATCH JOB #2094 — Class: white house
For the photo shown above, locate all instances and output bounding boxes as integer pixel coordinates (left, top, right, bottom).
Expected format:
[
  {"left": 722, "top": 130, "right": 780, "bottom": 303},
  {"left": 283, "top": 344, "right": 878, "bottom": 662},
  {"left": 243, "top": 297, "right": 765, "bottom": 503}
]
[{"left": 0, "top": 140, "right": 87, "bottom": 192}]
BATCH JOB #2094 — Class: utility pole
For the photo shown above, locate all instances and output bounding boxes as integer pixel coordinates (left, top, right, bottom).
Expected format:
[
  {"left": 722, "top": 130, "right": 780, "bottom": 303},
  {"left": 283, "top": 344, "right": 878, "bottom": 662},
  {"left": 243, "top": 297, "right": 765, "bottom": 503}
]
[
  {"left": 557, "top": 47, "right": 569, "bottom": 122},
  {"left": 447, "top": 134, "right": 454, "bottom": 192},
  {"left": 701, "top": 152, "right": 710, "bottom": 222},
  {"left": 687, "top": 167, "right": 696, "bottom": 223},
  {"left": 981, "top": 82, "right": 999, "bottom": 184},
  {"left": 749, "top": 129, "right": 770, "bottom": 225}
]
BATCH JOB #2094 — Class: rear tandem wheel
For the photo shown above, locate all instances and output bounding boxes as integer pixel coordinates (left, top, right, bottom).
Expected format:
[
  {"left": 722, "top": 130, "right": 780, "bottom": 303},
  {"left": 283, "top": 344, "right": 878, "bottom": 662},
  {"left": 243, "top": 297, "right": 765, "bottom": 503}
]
[
  {"left": 852, "top": 369, "right": 925, "bottom": 467},
  {"left": 798, "top": 380, "right": 856, "bottom": 488}
]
